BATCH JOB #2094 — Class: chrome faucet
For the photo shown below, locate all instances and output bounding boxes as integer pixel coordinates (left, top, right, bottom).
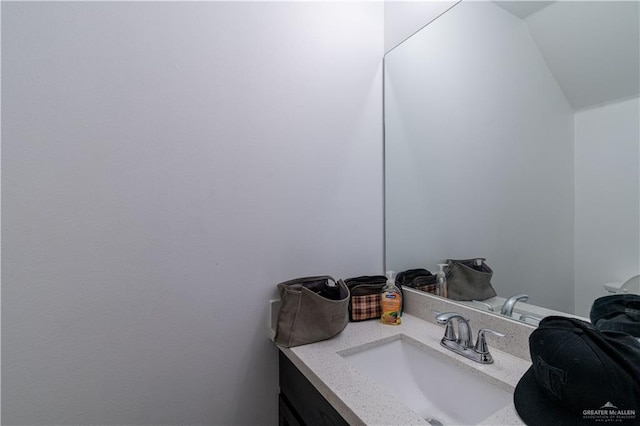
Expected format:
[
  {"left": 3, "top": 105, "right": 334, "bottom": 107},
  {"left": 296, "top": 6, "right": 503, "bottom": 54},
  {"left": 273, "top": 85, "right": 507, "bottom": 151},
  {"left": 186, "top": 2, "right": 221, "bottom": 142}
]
[
  {"left": 435, "top": 312, "right": 504, "bottom": 364},
  {"left": 500, "top": 294, "right": 529, "bottom": 316},
  {"left": 436, "top": 312, "right": 473, "bottom": 348}
]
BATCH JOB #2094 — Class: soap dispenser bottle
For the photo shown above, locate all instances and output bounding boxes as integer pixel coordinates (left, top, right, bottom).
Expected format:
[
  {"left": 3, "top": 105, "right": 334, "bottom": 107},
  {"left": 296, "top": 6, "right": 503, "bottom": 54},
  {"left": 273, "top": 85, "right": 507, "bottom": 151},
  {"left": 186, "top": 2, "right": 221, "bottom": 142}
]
[
  {"left": 436, "top": 264, "right": 448, "bottom": 298},
  {"left": 380, "top": 271, "right": 402, "bottom": 326}
]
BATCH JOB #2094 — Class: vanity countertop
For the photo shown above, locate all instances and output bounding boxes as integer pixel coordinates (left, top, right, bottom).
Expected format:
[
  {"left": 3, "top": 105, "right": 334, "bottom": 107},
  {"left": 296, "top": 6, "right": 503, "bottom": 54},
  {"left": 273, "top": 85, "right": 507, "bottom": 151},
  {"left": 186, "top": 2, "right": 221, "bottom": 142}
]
[{"left": 279, "top": 314, "right": 531, "bottom": 425}]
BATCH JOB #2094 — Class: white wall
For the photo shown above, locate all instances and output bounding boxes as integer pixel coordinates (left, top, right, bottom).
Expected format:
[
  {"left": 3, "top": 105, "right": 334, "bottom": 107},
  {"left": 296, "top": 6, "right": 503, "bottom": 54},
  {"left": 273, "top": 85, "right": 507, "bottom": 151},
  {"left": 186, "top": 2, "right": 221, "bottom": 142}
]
[
  {"left": 383, "top": 1, "right": 457, "bottom": 53},
  {"left": 384, "top": 1, "right": 576, "bottom": 312},
  {"left": 574, "top": 97, "right": 640, "bottom": 316},
  {"left": 1, "top": 2, "right": 383, "bottom": 425}
]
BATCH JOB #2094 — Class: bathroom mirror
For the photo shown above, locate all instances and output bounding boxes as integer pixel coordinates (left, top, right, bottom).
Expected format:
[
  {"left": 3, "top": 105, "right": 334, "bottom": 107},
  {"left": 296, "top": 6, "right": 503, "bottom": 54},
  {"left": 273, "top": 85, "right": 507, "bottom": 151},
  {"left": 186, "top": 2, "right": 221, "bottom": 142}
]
[{"left": 384, "top": 0, "right": 640, "bottom": 322}]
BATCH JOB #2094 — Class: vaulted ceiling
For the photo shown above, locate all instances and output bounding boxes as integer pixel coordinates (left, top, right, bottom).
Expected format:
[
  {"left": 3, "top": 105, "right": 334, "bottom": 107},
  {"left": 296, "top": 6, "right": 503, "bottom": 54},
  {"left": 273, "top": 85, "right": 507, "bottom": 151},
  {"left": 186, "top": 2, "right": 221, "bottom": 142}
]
[{"left": 494, "top": 1, "right": 639, "bottom": 110}]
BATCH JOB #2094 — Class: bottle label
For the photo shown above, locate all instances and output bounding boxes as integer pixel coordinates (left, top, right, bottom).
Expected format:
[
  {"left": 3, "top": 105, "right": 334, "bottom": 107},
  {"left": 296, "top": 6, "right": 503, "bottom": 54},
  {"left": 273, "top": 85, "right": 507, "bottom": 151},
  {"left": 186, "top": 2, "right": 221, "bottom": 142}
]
[{"left": 380, "top": 291, "right": 402, "bottom": 325}]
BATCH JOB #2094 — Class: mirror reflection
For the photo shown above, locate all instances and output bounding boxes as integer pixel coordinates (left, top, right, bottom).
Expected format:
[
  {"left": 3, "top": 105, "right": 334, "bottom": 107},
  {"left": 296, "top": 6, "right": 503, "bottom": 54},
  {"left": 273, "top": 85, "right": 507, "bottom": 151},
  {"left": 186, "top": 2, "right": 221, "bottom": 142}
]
[{"left": 384, "top": 0, "right": 640, "bottom": 324}]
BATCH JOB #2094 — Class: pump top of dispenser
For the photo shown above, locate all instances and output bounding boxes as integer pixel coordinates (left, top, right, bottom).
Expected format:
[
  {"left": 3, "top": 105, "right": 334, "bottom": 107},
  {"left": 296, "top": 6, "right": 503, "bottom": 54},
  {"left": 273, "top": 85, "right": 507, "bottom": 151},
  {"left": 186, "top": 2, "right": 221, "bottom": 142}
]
[{"left": 436, "top": 264, "right": 448, "bottom": 297}]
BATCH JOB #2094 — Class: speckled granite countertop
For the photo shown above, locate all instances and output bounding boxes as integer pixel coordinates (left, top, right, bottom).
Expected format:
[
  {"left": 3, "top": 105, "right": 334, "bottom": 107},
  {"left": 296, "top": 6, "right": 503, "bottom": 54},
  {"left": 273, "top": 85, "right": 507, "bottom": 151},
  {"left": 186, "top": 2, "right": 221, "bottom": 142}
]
[{"left": 279, "top": 314, "right": 531, "bottom": 425}]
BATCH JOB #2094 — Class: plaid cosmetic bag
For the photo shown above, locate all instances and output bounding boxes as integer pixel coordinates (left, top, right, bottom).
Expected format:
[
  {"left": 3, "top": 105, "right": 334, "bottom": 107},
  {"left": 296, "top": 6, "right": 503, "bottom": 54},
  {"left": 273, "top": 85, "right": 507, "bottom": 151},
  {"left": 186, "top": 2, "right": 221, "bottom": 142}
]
[
  {"left": 344, "top": 275, "right": 403, "bottom": 322},
  {"left": 343, "top": 275, "right": 387, "bottom": 321}
]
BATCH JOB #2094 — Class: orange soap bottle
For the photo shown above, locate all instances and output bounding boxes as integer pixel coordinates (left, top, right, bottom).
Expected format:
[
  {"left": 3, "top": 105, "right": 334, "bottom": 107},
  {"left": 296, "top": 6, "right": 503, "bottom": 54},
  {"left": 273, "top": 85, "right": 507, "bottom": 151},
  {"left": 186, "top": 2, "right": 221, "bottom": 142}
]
[{"left": 380, "top": 271, "right": 402, "bottom": 326}]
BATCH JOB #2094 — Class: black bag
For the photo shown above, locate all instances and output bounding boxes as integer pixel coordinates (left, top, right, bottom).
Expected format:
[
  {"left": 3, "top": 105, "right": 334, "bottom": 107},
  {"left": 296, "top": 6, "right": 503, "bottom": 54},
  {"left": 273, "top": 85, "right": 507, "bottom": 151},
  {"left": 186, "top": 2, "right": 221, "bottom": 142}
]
[
  {"left": 397, "top": 268, "right": 437, "bottom": 294},
  {"left": 446, "top": 258, "right": 496, "bottom": 301},
  {"left": 590, "top": 294, "right": 640, "bottom": 338},
  {"left": 274, "top": 276, "right": 350, "bottom": 348}
]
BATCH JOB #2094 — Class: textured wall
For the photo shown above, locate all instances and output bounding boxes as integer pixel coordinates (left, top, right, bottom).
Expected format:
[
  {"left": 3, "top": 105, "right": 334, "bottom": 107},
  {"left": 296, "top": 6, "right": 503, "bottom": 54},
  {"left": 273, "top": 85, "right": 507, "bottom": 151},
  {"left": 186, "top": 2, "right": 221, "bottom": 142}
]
[{"left": 2, "top": 2, "right": 383, "bottom": 424}]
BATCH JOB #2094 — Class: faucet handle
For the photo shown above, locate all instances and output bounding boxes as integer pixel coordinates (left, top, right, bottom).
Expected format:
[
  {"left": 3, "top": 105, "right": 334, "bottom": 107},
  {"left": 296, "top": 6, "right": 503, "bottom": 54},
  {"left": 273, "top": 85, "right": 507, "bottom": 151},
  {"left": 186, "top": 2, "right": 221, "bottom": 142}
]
[
  {"left": 442, "top": 321, "right": 457, "bottom": 341},
  {"left": 471, "top": 300, "right": 495, "bottom": 312},
  {"left": 435, "top": 312, "right": 473, "bottom": 348},
  {"left": 434, "top": 312, "right": 456, "bottom": 341},
  {"left": 474, "top": 328, "right": 505, "bottom": 354},
  {"left": 519, "top": 314, "right": 542, "bottom": 325}
]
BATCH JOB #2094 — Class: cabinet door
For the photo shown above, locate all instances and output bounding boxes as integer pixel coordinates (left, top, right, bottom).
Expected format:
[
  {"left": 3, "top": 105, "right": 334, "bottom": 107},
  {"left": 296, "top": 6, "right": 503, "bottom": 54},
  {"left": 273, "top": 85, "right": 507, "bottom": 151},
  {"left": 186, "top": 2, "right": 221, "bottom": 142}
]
[
  {"left": 279, "top": 352, "right": 349, "bottom": 426},
  {"left": 279, "top": 393, "right": 302, "bottom": 426}
]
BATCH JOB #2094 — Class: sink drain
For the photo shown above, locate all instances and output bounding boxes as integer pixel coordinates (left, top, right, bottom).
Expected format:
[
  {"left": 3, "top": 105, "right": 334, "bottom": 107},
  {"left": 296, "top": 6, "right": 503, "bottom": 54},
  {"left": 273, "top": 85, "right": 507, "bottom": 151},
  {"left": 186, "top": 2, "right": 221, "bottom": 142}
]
[{"left": 425, "top": 418, "right": 444, "bottom": 426}]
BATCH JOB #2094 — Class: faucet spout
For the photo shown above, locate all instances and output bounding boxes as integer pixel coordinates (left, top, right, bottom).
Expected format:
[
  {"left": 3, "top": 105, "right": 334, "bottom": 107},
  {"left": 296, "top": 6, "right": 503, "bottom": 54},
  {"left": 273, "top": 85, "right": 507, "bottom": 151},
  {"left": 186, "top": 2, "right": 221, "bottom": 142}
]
[{"left": 500, "top": 294, "right": 529, "bottom": 316}]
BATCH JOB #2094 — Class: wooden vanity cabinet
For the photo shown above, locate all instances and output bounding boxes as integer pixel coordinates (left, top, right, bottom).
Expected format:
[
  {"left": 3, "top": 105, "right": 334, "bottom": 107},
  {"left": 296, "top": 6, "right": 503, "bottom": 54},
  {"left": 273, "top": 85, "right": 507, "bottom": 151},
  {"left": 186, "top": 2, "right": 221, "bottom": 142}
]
[{"left": 278, "top": 351, "right": 349, "bottom": 426}]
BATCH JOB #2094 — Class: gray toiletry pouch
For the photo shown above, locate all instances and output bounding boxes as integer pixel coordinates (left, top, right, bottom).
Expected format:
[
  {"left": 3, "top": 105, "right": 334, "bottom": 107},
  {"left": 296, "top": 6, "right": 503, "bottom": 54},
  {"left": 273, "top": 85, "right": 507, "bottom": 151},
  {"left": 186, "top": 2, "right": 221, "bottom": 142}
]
[
  {"left": 446, "top": 258, "right": 496, "bottom": 301},
  {"left": 274, "top": 276, "right": 350, "bottom": 348}
]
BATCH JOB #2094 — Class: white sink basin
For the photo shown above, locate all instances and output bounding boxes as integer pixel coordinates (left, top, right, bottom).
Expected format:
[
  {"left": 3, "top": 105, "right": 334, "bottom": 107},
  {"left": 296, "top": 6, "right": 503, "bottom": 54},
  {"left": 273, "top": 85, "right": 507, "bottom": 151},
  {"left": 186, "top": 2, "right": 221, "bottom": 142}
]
[{"left": 341, "top": 336, "right": 512, "bottom": 425}]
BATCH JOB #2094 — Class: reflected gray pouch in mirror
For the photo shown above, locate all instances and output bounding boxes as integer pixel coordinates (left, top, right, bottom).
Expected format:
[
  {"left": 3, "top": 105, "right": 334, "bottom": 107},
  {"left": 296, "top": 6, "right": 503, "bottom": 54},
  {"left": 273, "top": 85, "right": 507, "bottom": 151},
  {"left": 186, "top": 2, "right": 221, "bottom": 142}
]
[
  {"left": 446, "top": 258, "right": 496, "bottom": 301},
  {"left": 274, "top": 276, "right": 350, "bottom": 348}
]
